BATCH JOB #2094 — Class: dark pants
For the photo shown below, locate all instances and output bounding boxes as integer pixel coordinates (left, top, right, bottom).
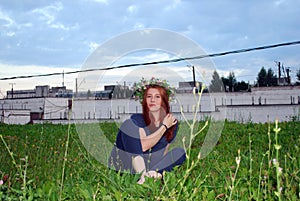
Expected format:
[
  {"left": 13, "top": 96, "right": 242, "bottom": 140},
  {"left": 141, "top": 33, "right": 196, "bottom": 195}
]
[
  {"left": 149, "top": 147, "right": 186, "bottom": 174},
  {"left": 109, "top": 146, "right": 186, "bottom": 174}
]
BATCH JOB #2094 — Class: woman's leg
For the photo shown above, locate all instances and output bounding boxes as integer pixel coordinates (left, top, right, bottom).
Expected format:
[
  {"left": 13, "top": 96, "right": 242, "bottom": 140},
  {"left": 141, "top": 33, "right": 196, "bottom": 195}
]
[
  {"left": 149, "top": 147, "right": 186, "bottom": 174},
  {"left": 109, "top": 146, "right": 131, "bottom": 172}
]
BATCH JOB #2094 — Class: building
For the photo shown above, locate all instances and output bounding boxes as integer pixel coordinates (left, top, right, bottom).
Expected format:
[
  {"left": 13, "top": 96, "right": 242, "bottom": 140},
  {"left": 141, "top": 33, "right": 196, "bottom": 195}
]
[
  {"left": 95, "top": 85, "right": 133, "bottom": 100},
  {"left": 52, "top": 86, "right": 73, "bottom": 98},
  {"left": 6, "top": 85, "right": 73, "bottom": 99},
  {"left": 176, "top": 81, "right": 202, "bottom": 93}
]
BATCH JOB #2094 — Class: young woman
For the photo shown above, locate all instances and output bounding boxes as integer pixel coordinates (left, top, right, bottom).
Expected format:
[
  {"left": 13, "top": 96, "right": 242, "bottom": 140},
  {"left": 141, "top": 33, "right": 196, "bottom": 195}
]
[{"left": 109, "top": 78, "right": 186, "bottom": 184}]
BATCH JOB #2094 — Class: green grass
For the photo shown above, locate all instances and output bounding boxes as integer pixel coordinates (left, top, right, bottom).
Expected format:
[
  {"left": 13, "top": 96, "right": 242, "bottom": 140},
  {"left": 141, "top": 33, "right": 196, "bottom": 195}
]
[{"left": 0, "top": 120, "right": 299, "bottom": 200}]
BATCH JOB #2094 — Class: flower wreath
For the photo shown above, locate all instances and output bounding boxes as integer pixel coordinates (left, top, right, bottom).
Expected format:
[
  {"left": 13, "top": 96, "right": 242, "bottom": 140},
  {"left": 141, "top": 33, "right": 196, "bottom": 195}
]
[{"left": 133, "top": 77, "right": 176, "bottom": 103}]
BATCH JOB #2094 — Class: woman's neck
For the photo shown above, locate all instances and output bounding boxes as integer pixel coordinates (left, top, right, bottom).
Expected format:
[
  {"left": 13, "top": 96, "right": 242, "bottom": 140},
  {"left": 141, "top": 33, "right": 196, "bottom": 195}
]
[{"left": 150, "top": 111, "right": 161, "bottom": 127}]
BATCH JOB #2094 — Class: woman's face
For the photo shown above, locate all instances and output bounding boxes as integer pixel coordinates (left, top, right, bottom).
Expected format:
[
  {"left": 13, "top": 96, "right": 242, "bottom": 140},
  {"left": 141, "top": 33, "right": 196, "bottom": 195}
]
[{"left": 146, "top": 88, "right": 162, "bottom": 112}]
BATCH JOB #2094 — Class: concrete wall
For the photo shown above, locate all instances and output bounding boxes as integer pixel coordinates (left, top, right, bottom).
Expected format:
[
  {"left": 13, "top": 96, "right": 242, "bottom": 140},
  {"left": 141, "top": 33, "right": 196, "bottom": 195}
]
[
  {"left": 217, "top": 105, "right": 300, "bottom": 123},
  {"left": 1, "top": 86, "right": 300, "bottom": 124},
  {"left": 0, "top": 98, "right": 68, "bottom": 124},
  {"left": 0, "top": 98, "right": 44, "bottom": 112},
  {"left": 44, "top": 98, "right": 69, "bottom": 119},
  {"left": 2, "top": 109, "right": 31, "bottom": 125}
]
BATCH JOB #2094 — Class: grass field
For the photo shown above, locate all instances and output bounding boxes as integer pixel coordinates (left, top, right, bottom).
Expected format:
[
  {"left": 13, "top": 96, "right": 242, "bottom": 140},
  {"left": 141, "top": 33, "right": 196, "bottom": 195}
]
[{"left": 0, "top": 119, "right": 300, "bottom": 200}]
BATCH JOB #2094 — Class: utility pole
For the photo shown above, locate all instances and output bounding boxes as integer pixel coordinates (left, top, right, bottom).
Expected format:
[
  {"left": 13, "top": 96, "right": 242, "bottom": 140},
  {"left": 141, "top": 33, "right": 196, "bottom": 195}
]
[
  {"left": 62, "top": 70, "right": 65, "bottom": 87},
  {"left": 9, "top": 83, "right": 16, "bottom": 99},
  {"left": 286, "top": 67, "right": 291, "bottom": 84},
  {"left": 192, "top": 66, "right": 196, "bottom": 89},
  {"left": 75, "top": 78, "right": 78, "bottom": 98},
  {"left": 187, "top": 65, "right": 196, "bottom": 89},
  {"left": 275, "top": 61, "right": 283, "bottom": 85},
  {"left": 278, "top": 62, "right": 281, "bottom": 79},
  {"left": 124, "top": 81, "right": 126, "bottom": 98}
]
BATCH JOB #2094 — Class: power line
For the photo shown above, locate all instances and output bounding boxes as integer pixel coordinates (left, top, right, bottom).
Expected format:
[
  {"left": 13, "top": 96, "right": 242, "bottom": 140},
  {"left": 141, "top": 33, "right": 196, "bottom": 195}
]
[{"left": 1, "top": 40, "right": 300, "bottom": 81}]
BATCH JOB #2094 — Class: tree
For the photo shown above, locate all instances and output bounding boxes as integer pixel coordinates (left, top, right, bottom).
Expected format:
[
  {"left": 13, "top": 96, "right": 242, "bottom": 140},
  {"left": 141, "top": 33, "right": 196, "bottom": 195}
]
[
  {"left": 221, "top": 77, "right": 229, "bottom": 92},
  {"left": 297, "top": 68, "right": 300, "bottom": 82},
  {"left": 209, "top": 70, "right": 224, "bottom": 92},
  {"left": 87, "top": 89, "right": 92, "bottom": 99},
  {"left": 266, "top": 68, "right": 277, "bottom": 86},
  {"left": 228, "top": 72, "right": 237, "bottom": 92},
  {"left": 257, "top": 67, "right": 267, "bottom": 87},
  {"left": 220, "top": 71, "right": 237, "bottom": 92},
  {"left": 257, "top": 67, "right": 278, "bottom": 87},
  {"left": 234, "top": 81, "right": 250, "bottom": 92}
]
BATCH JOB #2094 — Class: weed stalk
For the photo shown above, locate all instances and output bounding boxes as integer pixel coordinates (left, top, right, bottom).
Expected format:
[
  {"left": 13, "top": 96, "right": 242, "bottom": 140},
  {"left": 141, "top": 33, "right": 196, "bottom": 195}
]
[
  {"left": 229, "top": 149, "right": 241, "bottom": 201},
  {"left": 248, "top": 132, "right": 253, "bottom": 199},
  {"left": 59, "top": 98, "right": 73, "bottom": 201},
  {"left": 175, "top": 84, "right": 208, "bottom": 199},
  {"left": 273, "top": 120, "right": 282, "bottom": 201},
  {"left": 257, "top": 153, "right": 266, "bottom": 200}
]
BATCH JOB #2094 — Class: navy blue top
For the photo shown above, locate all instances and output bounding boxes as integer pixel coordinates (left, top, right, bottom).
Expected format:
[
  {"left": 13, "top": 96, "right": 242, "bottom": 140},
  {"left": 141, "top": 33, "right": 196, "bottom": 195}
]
[
  {"left": 109, "top": 113, "right": 183, "bottom": 173},
  {"left": 115, "top": 113, "right": 177, "bottom": 155}
]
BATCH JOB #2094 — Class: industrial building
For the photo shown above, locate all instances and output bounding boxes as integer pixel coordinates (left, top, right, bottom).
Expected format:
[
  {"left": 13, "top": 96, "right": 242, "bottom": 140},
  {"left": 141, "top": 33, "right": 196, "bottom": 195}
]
[{"left": 6, "top": 85, "right": 73, "bottom": 99}]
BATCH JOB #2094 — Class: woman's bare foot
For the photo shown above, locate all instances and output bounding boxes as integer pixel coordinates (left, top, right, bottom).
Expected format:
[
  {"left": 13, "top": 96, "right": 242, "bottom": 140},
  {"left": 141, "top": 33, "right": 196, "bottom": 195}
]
[
  {"left": 137, "top": 175, "right": 146, "bottom": 184},
  {"left": 146, "top": 170, "right": 162, "bottom": 179},
  {"left": 137, "top": 171, "right": 162, "bottom": 184}
]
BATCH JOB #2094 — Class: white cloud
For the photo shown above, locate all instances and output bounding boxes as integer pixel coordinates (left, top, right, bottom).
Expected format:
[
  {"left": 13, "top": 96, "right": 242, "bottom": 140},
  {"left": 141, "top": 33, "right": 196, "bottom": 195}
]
[
  {"left": 133, "top": 22, "right": 145, "bottom": 29},
  {"left": 91, "top": 0, "right": 108, "bottom": 4},
  {"left": 165, "top": 0, "right": 181, "bottom": 11},
  {"left": 88, "top": 42, "right": 100, "bottom": 52},
  {"left": 275, "top": 0, "right": 286, "bottom": 6},
  {"left": 31, "top": 2, "right": 75, "bottom": 30},
  {"left": 127, "top": 5, "right": 138, "bottom": 14},
  {"left": 32, "top": 2, "right": 62, "bottom": 23},
  {"left": 6, "top": 31, "right": 15, "bottom": 37},
  {"left": 0, "top": 9, "right": 33, "bottom": 35},
  {"left": 0, "top": 10, "right": 14, "bottom": 27},
  {"left": 50, "top": 22, "right": 79, "bottom": 31}
]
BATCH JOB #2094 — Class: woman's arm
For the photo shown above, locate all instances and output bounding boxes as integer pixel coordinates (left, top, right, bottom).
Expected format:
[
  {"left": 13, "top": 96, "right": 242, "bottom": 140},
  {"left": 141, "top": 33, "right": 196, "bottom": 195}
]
[
  {"left": 139, "top": 113, "right": 177, "bottom": 152},
  {"left": 163, "top": 143, "right": 170, "bottom": 156},
  {"left": 139, "top": 125, "right": 167, "bottom": 152}
]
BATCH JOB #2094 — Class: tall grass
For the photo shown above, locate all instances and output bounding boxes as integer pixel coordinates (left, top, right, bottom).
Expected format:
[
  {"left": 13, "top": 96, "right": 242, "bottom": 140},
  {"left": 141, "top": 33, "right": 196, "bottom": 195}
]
[{"left": 0, "top": 119, "right": 300, "bottom": 200}]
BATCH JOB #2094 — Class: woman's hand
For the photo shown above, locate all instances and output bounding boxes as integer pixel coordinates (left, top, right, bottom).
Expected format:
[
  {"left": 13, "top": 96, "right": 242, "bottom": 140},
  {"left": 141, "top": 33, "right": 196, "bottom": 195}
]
[
  {"left": 162, "top": 113, "right": 177, "bottom": 129},
  {"left": 139, "top": 113, "right": 177, "bottom": 152}
]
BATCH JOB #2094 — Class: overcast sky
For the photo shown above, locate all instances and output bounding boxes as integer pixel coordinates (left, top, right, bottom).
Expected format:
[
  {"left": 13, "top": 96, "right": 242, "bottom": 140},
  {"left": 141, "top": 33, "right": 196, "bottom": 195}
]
[{"left": 1, "top": 0, "right": 300, "bottom": 96}]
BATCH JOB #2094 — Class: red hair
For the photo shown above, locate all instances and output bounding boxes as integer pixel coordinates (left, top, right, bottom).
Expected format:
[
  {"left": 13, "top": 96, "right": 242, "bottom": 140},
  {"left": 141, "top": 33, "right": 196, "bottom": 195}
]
[{"left": 142, "top": 85, "right": 176, "bottom": 142}]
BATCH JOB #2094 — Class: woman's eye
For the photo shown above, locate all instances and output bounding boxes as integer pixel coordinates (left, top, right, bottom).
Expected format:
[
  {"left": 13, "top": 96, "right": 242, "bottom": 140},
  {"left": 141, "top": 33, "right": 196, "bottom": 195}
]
[{"left": 156, "top": 95, "right": 161, "bottom": 98}]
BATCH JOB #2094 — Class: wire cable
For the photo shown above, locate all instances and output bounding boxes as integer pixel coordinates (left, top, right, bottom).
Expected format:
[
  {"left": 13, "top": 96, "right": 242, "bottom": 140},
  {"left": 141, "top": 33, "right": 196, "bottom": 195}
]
[{"left": 1, "top": 40, "right": 300, "bottom": 81}]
